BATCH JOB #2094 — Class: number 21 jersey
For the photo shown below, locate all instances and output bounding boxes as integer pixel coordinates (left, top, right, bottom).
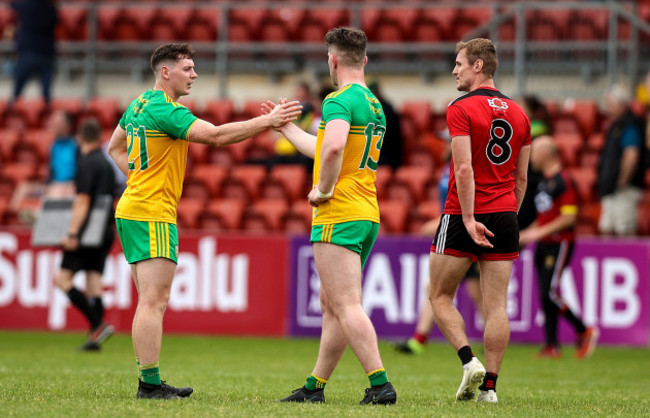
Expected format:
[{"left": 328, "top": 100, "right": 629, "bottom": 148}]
[{"left": 444, "top": 87, "right": 531, "bottom": 214}]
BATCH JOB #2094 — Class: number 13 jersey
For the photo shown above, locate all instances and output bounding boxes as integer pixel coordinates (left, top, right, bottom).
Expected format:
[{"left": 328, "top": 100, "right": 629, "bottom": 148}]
[
  {"left": 444, "top": 87, "right": 531, "bottom": 215},
  {"left": 312, "top": 83, "right": 386, "bottom": 225},
  {"left": 115, "top": 90, "right": 198, "bottom": 224}
]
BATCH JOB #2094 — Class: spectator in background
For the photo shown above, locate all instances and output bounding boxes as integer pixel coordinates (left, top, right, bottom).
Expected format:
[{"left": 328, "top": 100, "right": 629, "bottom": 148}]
[
  {"left": 9, "top": 109, "right": 77, "bottom": 220},
  {"left": 520, "top": 95, "right": 552, "bottom": 139},
  {"left": 271, "top": 81, "right": 317, "bottom": 167},
  {"left": 518, "top": 95, "right": 552, "bottom": 232},
  {"left": 368, "top": 78, "right": 403, "bottom": 169},
  {"left": 519, "top": 136, "right": 598, "bottom": 359},
  {"left": 598, "top": 84, "right": 645, "bottom": 236},
  {"left": 9, "top": 0, "right": 58, "bottom": 105},
  {"left": 54, "top": 118, "right": 116, "bottom": 351}
]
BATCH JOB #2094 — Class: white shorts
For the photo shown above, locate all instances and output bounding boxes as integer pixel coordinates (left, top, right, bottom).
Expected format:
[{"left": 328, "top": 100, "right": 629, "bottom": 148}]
[{"left": 599, "top": 186, "right": 642, "bottom": 235}]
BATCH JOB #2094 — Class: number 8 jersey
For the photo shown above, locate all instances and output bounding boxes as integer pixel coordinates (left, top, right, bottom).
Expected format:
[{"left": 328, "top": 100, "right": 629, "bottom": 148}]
[
  {"left": 444, "top": 87, "right": 531, "bottom": 215},
  {"left": 115, "top": 90, "right": 198, "bottom": 224},
  {"left": 312, "top": 83, "right": 386, "bottom": 225}
]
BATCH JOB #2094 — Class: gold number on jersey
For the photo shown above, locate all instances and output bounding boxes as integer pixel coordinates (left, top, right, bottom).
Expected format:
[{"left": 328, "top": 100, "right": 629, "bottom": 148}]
[
  {"left": 359, "top": 123, "right": 386, "bottom": 170},
  {"left": 126, "top": 124, "right": 149, "bottom": 171}
]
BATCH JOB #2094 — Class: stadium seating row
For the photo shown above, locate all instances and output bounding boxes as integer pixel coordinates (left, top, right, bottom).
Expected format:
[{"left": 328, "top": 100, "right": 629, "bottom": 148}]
[{"left": 4, "top": 4, "right": 649, "bottom": 43}]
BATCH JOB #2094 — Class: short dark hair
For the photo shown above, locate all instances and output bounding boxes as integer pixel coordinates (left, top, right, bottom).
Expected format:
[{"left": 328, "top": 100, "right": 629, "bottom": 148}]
[
  {"left": 325, "top": 27, "right": 367, "bottom": 68},
  {"left": 456, "top": 38, "right": 498, "bottom": 78},
  {"left": 78, "top": 117, "right": 102, "bottom": 144},
  {"left": 150, "top": 43, "right": 195, "bottom": 74}
]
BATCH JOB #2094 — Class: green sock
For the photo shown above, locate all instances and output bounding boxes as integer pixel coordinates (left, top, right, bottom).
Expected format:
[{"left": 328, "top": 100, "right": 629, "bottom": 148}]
[
  {"left": 136, "top": 357, "right": 142, "bottom": 380},
  {"left": 305, "top": 374, "right": 327, "bottom": 391},
  {"left": 140, "top": 361, "right": 161, "bottom": 385},
  {"left": 368, "top": 368, "right": 388, "bottom": 387}
]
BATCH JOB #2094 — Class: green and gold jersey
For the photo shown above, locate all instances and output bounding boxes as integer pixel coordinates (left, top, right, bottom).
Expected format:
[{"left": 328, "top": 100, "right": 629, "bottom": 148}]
[
  {"left": 312, "top": 83, "right": 386, "bottom": 225},
  {"left": 115, "top": 89, "right": 198, "bottom": 224}
]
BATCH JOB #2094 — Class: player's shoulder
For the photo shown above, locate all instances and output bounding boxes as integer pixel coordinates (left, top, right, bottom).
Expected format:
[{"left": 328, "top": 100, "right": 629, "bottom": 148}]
[{"left": 324, "top": 84, "right": 359, "bottom": 102}]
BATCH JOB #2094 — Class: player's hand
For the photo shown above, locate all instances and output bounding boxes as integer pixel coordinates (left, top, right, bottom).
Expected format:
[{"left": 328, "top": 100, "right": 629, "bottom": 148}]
[
  {"left": 519, "top": 228, "right": 537, "bottom": 247},
  {"left": 61, "top": 236, "right": 79, "bottom": 251},
  {"left": 307, "top": 185, "right": 333, "bottom": 207},
  {"left": 464, "top": 219, "right": 494, "bottom": 248},
  {"left": 265, "top": 99, "right": 302, "bottom": 129}
]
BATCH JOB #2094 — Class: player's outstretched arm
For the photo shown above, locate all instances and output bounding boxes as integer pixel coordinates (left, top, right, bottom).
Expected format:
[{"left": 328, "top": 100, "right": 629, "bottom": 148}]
[
  {"left": 107, "top": 126, "right": 129, "bottom": 176},
  {"left": 188, "top": 101, "right": 302, "bottom": 147},
  {"left": 261, "top": 100, "right": 317, "bottom": 158}
]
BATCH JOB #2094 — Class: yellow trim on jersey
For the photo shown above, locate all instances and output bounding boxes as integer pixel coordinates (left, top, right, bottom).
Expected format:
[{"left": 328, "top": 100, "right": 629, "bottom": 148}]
[
  {"left": 325, "top": 84, "right": 354, "bottom": 100},
  {"left": 560, "top": 205, "right": 578, "bottom": 215},
  {"left": 184, "top": 119, "right": 199, "bottom": 140}
]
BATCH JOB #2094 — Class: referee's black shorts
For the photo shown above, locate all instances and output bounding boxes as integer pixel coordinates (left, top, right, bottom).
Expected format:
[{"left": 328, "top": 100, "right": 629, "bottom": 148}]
[
  {"left": 60, "top": 229, "right": 115, "bottom": 273},
  {"left": 431, "top": 212, "right": 519, "bottom": 262}
]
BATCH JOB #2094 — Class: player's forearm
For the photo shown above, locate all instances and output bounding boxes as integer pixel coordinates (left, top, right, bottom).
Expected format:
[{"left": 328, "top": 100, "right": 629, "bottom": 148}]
[
  {"left": 617, "top": 147, "right": 639, "bottom": 187},
  {"left": 318, "top": 147, "right": 343, "bottom": 194},
  {"left": 514, "top": 145, "right": 530, "bottom": 211},
  {"left": 278, "top": 123, "right": 317, "bottom": 158},
  {"left": 208, "top": 115, "right": 273, "bottom": 147},
  {"left": 514, "top": 175, "right": 527, "bottom": 212},
  {"left": 108, "top": 127, "right": 129, "bottom": 176},
  {"left": 455, "top": 162, "right": 476, "bottom": 222},
  {"left": 534, "top": 214, "right": 576, "bottom": 240},
  {"left": 68, "top": 194, "right": 91, "bottom": 236}
]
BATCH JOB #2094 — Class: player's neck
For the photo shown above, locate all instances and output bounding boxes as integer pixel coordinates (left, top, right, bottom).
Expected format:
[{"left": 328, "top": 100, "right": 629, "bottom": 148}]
[
  {"left": 336, "top": 70, "right": 367, "bottom": 90},
  {"left": 470, "top": 77, "right": 495, "bottom": 92},
  {"left": 153, "top": 82, "right": 179, "bottom": 102}
]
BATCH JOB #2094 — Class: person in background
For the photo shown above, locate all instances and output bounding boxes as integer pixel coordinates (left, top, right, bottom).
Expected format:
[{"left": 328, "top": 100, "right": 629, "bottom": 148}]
[
  {"left": 518, "top": 95, "right": 552, "bottom": 232},
  {"left": 369, "top": 78, "right": 403, "bottom": 169},
  {"left": 53, "top": 117, "right": 116, "bottom": 351},
  {"left": 395, "top": 139, "right": 484, "bottom": 355},
  {"left": 9, "top": 0, "right": 58, "bottom": 105},
  {"left": 519, "top": 136, "right": 599, "bottom": 359},
  {"left": 597, "top": 84, "right": 645, "bottom": 236}
]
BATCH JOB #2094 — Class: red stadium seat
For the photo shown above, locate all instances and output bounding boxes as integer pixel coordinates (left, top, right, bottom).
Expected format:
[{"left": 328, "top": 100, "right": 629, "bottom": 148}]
[
  {"left": 393, "top": 165, "right": 433, "bottom": 204},
  {"left": 24, "top": 129, "right": 55, "bottom": 163},
  {"left": 241, "top": 100, "right": 264, "bottom": 119},
  {"left": 221, "top": 165, "right": 267, "bottom": 202},
  {"left": 155, "top": 7, "right": 194, "bottom": 42},
  {"left": 374, "top": 166, "right": 393, "bottom": 200},
  {"left": 288, "top": 199, "right": 313, "bottom": 229},
  {"left": 268, "top": 164, "right": 308, "bottom": 201},
  {"left": 181, "top": 178, "right": 211, "bottom": 203},
  {"left": 306, "top": 9, "right": 350, "bottom": 31},
  {"left": 569, "top": 166, "right": 597, "bottom": 203},
  {"left": 229, "top": 8, "right": 267, "bottom": 41},
  {"left": 420, "top": 8, "right": 459, "bottom": 41},
  {"left": 10, "top": 98, "right": 47, "bottom": 129},
  {"left": 401, "top": 101, "right": 433, "bottom": 135},
  {"left": 407, "top": 200, "right": 442, "bottom": 234},
  {"left": 563, "top": 99, "right": 599, "bottom": 137},
  {"left": 252, "top": 198, "right": 290, "bottom": 231},
  {"left": 206, "top": 198, "right": 245, "bottom": 230},
  {"left": 555, "top": 133, "right": 584, "bottom": 167},
  {"left": 191, "top": 165, "right": 228, "bottom": 198},
  {"left": 379, "top": 200, "right": 409, "bottom": 234},
  {"left": 637, "top": 201, "right": 650, "bottom": 235},
  {"left": 177, "top": 198, "right": 205, "bottom": 229},
  {"left": 384, "top": 9, "right": 420, "bottom": 41},
  {"left": 97, "top": 7, "right": 140, "bottom": 41},
  {"left": 57, "top": 6, "right": 88, "bottom": 40},
  {"left": 202, "top": 99, "right": 235, "bottom": 126},
  {"left": 85, "top": 97, "right": 121, "bottom": 129},
  {"left": 51, "top": 98, "right": 84, "bottom": 119},
  {"left": 185, "top": 8, "right": 220, "bottom": 42},
  {"left": 0, "top": 129, "right": 21, "bottom": 162},
  {"left": 0, "top": 163, "right": 38, "bottom": 186}
]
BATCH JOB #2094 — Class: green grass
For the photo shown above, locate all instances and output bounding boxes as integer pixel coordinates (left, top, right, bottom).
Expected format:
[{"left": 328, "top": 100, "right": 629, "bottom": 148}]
[{"left": 0, "top": 331, "right": 647, "bottom": 417}]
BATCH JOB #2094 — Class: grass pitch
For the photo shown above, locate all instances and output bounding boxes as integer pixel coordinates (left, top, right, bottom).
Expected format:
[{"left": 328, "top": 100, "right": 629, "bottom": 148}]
[{"left": 0, "top": 330, "right": 647, "bottom": 417}]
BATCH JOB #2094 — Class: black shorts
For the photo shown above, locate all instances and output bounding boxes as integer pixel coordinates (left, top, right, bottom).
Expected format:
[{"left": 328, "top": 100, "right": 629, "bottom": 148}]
[
  {"left": 431, "top": 212, "right": 519, "bottom": 262},
  {"left": 60, "top": 229, "right": 115, "bottom": 273}
]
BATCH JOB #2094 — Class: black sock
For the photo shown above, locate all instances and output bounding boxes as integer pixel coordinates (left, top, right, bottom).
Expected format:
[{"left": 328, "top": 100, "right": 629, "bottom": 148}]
[
  {"left": 67, "top": 287, "right": 99, "bottom": 330},
  {"left": 457, "top": 345, "right": 474, "bottom": 366},
  {"left": 479, "top": 372, "right": 498, "bottom": 392},
  {"left": 560, "top": 307, "right": 587, "bottom": 334},
  {"left": 91, "top": 297, "right": 104, "bottom": 326}
]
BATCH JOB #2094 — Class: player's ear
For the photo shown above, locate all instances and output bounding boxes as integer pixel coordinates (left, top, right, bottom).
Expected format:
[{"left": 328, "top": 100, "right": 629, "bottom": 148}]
[
  {"left": 474, "top": 59, "right": 483, "bottom": 72},
  {"left": 364, "top": 56, "right": 368, "bottom": 66},
  {"left": 160, "top": 64, "right": 170, "bottom": 80}
]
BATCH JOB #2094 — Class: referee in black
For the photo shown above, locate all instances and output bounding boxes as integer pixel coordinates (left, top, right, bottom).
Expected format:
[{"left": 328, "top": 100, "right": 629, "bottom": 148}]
[{"left": 54, "top": 117, "right": 116, "bottom": 350}]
